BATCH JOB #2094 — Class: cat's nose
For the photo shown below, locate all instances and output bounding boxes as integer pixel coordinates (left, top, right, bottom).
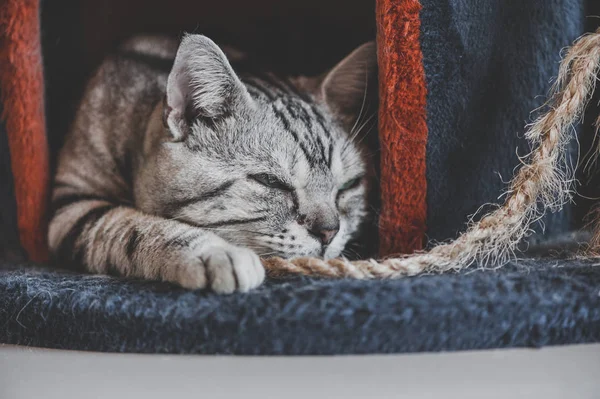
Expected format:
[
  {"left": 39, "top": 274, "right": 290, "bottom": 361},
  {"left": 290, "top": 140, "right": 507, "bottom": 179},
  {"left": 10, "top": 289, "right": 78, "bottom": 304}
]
[
  {"left": 299, "top": 206, "right": 339, "bottom": 245},
  {"left": 308, "top": 223, "right": 340, "bottom": 245},
  {"left": 318, "top": 228, "right": 339, "bottom": 245}
]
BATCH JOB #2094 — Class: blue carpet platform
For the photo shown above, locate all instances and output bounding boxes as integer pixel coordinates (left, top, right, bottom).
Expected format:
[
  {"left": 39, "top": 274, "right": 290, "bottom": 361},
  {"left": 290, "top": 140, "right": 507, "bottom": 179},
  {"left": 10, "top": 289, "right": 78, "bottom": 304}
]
[{"left": 1, "top": 259, "right": 599, "bottom": 355}]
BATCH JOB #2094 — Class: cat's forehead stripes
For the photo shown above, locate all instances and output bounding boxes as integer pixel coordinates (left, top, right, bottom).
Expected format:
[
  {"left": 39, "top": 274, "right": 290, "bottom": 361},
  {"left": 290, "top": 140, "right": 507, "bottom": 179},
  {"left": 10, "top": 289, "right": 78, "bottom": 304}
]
[
  {"left": 243, "top": 72, "right": 306, "bottom": 100},
  {"left": 243, "top": 76, "right": 335, "bottom": 169},
  {"left": 271, "top": 100, "right": 327, "bottom": 168}
]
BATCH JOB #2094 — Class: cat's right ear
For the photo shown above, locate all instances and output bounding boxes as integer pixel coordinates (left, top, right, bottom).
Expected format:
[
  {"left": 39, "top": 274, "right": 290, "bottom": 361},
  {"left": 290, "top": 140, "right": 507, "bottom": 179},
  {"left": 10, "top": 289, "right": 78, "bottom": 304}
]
[
  {"left": 164, "top": 34, "right": 250, "bottom": 141},
  {"left": 317, "top": 42, "right": 377, "bottom": 130}
]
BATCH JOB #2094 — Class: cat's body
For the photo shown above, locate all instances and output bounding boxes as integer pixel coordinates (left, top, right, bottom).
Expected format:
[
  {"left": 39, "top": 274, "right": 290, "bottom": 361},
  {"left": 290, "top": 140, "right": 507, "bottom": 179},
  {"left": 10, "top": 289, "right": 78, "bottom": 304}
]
[{"left": 49, "top": 34, "right": 376, "bottom": 293}]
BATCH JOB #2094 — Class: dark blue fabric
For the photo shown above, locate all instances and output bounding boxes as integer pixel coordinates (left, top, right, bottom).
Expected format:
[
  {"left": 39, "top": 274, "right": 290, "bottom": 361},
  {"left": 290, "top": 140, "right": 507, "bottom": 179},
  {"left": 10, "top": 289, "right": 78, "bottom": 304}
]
[
  {"left": 1, "top": 260, "right": 599, "bottom": 354},
  {"left": 422, "top": 0, "right": 585, "bottom": 242}
]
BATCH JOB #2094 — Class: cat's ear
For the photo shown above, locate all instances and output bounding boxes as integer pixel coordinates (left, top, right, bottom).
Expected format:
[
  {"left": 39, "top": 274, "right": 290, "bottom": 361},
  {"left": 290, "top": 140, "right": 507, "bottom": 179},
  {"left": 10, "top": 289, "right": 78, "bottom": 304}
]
[
  {"left": 164, "top": 34, "right": 250, "bottom": 140},
  {"left": 319, "top": 42, "right": 377, "bottom": 127}
]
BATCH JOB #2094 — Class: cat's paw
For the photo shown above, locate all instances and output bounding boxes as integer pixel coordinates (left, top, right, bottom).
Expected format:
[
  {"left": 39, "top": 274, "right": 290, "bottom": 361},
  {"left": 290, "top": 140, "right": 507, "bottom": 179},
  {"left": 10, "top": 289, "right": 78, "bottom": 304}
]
[
  {"left": 170, "top": 238, "right": 264, "bottom": 293},
  {"left": 201, "top": 244, "right": 265, "bottom": 294}
]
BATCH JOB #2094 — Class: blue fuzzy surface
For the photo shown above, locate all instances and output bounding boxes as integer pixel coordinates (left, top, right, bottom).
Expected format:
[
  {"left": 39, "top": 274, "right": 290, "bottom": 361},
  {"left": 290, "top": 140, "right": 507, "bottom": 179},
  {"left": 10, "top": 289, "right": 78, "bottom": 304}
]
[{"left": 1, "top": 260, "right": 599, "bottom": 354}]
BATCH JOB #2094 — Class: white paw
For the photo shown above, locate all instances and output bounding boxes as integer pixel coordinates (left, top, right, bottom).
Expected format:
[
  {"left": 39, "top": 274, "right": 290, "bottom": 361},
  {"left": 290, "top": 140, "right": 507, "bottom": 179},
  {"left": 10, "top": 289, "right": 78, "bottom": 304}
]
[{"left": 201, "top": 243, "right": 265, "bottom": 294}]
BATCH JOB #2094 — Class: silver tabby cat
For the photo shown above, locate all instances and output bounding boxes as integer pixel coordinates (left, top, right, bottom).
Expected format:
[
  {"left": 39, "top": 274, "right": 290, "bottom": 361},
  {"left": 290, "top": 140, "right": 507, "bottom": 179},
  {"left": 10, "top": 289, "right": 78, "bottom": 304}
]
[{"left": 49, "top": 34, "right": 376, "bottom": 293}]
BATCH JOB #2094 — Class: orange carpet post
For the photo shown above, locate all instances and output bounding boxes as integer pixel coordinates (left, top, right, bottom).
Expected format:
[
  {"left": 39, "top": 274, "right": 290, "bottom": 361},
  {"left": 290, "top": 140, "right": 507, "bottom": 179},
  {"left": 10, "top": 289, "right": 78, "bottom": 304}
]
[
  {"left": 376, "top": 0, "right": 428, "bottom": 256},
  {"left": 0, "top": 0, "right": 50, "bottom": 261}
]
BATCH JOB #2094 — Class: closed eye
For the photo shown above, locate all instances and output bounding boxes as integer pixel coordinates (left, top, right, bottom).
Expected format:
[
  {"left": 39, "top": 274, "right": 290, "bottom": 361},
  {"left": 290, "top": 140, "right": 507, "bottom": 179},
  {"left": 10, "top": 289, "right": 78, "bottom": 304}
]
[
  {"left": 339, "top": 176, "right": 363, "bottom": 192},
  {"left": 249, "top": 173, "right": 293, "bottom": 191}
]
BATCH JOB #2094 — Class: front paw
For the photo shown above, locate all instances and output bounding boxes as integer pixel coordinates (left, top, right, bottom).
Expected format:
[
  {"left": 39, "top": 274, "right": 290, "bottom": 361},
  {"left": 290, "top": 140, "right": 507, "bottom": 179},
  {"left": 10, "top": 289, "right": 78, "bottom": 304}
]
[{"left": 201, "top": 244, "right": 265, "bottom": 294}]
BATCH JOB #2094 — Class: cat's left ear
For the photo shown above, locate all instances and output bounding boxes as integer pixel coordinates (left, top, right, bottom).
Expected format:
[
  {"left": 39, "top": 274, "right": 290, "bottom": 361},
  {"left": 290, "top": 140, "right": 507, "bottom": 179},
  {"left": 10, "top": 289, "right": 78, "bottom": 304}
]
[
  {"left": 319, "top": 42, "right": 377, "bottom": 127},
  {"left": 164, "top": 34, "right": 251, "bottom": 141}
]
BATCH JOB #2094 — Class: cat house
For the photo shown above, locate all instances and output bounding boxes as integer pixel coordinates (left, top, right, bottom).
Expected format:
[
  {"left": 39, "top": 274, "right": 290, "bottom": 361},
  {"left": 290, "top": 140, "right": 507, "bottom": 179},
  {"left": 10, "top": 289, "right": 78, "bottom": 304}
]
[
  {"left": 1, "top": 0, "right": 599, "bottom": 393},
  {"left": 8, "top": 0, "right": 591, "bottom": 262}
]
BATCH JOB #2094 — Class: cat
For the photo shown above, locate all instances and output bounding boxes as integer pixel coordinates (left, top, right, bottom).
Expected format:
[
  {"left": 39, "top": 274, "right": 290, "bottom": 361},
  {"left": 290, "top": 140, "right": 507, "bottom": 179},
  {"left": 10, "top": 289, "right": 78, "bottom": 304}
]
[{"left": 48, "top": 34, "right": 377, "bottom": 293}]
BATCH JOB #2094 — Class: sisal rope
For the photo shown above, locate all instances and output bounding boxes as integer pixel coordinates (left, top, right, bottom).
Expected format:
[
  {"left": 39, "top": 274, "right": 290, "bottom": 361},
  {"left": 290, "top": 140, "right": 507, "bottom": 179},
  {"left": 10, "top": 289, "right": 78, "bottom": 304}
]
[{"left": 263, "top": 28, "right": 600, "bottom": 279}]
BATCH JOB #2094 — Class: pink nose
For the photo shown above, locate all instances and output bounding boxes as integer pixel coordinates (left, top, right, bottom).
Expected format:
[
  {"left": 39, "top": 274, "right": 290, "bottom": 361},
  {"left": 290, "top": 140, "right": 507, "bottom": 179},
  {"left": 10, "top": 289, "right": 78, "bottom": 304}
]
[
  {"left": 313, "top": 228, "right": 339, "bottom": 245},
  {"left": 299, "top": 212, "right": 340, "bottom": 246}
]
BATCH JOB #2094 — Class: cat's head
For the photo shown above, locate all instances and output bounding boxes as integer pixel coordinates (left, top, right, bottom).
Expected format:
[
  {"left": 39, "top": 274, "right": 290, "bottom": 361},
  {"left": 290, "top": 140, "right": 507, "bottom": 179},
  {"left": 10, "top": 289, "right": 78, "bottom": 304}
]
[{"left": 137, "top": 34, "right": 377, "bottom": 259}]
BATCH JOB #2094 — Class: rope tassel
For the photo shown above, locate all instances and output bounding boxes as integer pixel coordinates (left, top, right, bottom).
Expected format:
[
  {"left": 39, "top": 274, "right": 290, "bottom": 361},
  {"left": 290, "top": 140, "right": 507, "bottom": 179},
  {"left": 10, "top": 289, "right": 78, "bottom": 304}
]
[{"left": 263, "top": 28, "right": 600, "bottom": 279}]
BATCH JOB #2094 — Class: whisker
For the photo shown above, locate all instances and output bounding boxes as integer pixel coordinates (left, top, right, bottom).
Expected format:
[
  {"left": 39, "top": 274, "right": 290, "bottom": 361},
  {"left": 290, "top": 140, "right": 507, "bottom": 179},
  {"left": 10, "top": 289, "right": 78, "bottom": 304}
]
[
  {"left": 342, "top": 115, "right": 376, "bottom": 153},
  {"left": 238, "top": 229, "right": 273, "bottom": 236},
  {"left": 350, "top": 64, "right": 372, "bottom": 137},
  {"left": 352, "top": 121, "right": 377, "bottom": 150}
]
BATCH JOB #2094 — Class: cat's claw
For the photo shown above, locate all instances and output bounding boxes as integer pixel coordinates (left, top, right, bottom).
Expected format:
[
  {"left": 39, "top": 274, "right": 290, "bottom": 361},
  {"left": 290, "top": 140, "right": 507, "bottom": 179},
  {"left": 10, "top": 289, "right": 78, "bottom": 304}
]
[{"left": 201, "top": 244, "right": 265, "bottom": 294}]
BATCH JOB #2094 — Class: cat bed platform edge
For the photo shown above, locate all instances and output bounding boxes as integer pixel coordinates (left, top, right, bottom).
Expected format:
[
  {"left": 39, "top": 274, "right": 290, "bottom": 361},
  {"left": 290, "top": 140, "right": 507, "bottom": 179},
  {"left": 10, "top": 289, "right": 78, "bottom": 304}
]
[{"left": 1, "top": 258, "right": 599, "bottom": 355}]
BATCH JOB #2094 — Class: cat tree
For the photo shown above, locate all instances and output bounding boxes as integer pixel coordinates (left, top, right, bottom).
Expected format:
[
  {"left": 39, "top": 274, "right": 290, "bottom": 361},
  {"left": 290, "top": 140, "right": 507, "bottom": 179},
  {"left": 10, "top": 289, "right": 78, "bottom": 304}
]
[
  {"left": 2, "top": 0, "right": 596, "bottom": 274},
  {"left": 1, "top": 0, "right": 599, "bottom": 355}
]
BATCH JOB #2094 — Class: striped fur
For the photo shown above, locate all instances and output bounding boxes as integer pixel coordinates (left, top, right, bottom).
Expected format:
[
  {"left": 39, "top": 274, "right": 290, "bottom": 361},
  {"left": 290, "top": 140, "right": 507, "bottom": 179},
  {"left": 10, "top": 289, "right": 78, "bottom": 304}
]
[{"left": 49, "top": 34, "right": 376, "bottom": 292}]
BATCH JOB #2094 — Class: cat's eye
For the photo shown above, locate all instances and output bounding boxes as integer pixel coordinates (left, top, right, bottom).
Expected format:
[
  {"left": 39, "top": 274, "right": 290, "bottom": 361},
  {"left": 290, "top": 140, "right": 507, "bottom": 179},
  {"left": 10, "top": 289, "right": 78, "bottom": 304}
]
[
  {"left": 339, "top": 177, "right": 362, "bottom": 192},
  {"left": 250, "top": 173, "right": 292, "bottom": 191}
]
